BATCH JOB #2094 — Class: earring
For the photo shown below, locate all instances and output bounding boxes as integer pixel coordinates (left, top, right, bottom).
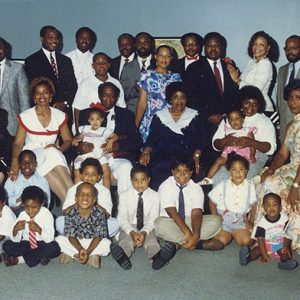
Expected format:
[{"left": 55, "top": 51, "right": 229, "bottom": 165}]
[{"left": 50, "top": 98, "right": 52, "bottom": 103}]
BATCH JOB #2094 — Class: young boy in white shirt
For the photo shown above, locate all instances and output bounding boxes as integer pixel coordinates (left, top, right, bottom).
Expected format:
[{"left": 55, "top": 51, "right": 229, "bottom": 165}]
[
  {"left": 110, "top": 164, "right": 176, "bottom": 270},
  {"left": 2, "top": 186, "right": 60, "bottom": 267},
  {"left": 55, "top": 158, "right": 119, "bottom": 237},
  {"left": 155, "top": 157, "right": 222, "bottom": 256}
]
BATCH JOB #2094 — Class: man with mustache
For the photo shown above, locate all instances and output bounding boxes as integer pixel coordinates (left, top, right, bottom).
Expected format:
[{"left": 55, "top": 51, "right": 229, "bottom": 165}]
[{"left": 277, "top": 35, "right": 300, "bottom": 141}]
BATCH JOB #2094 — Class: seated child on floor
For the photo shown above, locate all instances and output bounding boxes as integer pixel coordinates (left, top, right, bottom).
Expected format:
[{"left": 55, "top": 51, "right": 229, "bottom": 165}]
[
  {"left": 110, "top": 164, "right": 174, "bottom": 270},
  {"left": 56, "top": 182, "right": 111, "bottom": 268},
  {"left": 73, "top": 107, "right": 117, "bottom": 183},
  {"left": 2, "top": 186, "right": 60, "bottom": 267},
  {"left": 5, "top": 150, "right": 51, "bottom": 215},
  {"left": 154, "top": 156, "right": 222, "bottom": 258},
  {"left": 55, "top": 158, "right": 119, "bottom": 238},
  {"left": 208, "top": 152, "right": 257, "bottom": 249},
  {"left": 0, "top": 185, "right": 16, "bottom": 253},
  {"left": 200, "top": 109, "right": 256, "bottom": 185},
  {"left": 239, "top": 192, "right": 298, "bottom": 270}
]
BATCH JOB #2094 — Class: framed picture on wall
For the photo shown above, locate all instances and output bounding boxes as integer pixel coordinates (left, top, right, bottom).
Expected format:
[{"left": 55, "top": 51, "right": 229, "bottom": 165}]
[{"left": 154, "top": 37, "right": 184, "bottom": 59}]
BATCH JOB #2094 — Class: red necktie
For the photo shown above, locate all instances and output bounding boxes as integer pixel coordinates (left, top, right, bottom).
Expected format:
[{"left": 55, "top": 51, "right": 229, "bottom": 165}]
[
  {"left": 29, "top": 219, "right": 38, "bottom": 249},
  {"left": 214, "top": 61, "right": 223, "bottom": 95},
  {"left": 50, "top": 52, "right": 59, "bottom": 79}
]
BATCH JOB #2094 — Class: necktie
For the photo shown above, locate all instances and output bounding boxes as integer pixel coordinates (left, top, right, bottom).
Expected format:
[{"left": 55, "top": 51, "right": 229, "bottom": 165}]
[
  {"left": 141, "top": 59, "right": 146, "bottom": 72},
  {"left": 214, "top": 61, "right": 223, "bottom": 95},
  {"left": 120, "top": 58, "right": 129, "bottom": 79},
  {"left": 177, "top": 184, "right": 187, "bottom": 219},
  {"left": 136, "top": 192, "right": 144, "bottom": 230},
  {"left": 29, "top": 219, "right": 38, "bottom": 249},
  {"left": 288, "top": 63, "right": 295, "bottom": 84},
  {"left": 50, "top": 52, "right": 59, "bottom": 79}
]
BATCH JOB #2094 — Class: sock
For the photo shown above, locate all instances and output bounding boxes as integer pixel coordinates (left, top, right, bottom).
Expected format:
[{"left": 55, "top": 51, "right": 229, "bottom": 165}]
[
  {"left": 17, "top": 256, "right": 25, "bottom": 264},
  {"left": 196, "top": 241, "right": 203, "bottom": 250}
]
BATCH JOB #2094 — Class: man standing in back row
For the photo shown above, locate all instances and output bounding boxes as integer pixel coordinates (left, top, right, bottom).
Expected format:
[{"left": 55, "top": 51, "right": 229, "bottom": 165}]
[
  {"left": 277, "top": 35, "right": 300, "bottom": 142},
  {"left": 25, "top": 25, "right": 77, "bottom": 125}
]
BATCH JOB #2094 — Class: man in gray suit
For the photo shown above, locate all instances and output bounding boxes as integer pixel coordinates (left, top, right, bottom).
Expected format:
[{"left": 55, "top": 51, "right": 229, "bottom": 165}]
[
  {"left": 277, "top": 35, "right": 300, "bottom": 141},
  {"left": 120, "top": 32, "right": 156, "bottom": 113},
  {"left": 0, "top": 37, "right": 30, "bottom": 136}
]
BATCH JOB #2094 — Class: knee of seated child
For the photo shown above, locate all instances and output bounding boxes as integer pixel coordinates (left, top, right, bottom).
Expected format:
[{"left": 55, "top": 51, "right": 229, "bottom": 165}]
[{"left": 235, "top": 235, "right": 253, "bottom": 246}]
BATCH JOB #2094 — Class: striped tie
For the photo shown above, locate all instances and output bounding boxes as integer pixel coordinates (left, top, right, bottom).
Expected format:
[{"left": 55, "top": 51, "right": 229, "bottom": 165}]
[
  {"left": 29, "top": 219, "right": 38, "bottom": 249},
  {"left": 50, "top": 52, "right": 59, "bottom": 79}
]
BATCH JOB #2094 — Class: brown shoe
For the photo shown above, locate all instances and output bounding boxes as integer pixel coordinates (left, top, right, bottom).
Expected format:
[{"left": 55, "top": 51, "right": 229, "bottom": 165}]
[
  {"left": 87, "top": 255, "right": 101, "bottom": 268},
  {"left": 2, "top": 253, "right": 19, "bottom": 266},
  {"left": 202, "top": 239, "right": 224, "bottom": 251},
  {"left": 59, "top": 253, "right": 73, "bottom": 264}
]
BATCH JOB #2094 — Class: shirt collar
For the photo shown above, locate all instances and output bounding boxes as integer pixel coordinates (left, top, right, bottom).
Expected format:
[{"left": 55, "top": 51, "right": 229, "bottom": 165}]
[{"left": 121, "top": 52, "right": 135, "bottom": 62}]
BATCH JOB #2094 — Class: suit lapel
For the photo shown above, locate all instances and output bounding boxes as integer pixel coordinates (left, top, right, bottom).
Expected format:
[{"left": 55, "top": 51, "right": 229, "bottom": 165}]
[{"left": 0, "top": 60, "right": 12, "bottom": 97}]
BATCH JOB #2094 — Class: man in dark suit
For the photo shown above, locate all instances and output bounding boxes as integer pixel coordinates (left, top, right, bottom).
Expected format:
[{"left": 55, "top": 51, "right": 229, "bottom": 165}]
[
  {"left": 185, "top": 32, "right": 239, "bottom": 169},
  {"left": 120, "top": 32, "right": 156, "bottom": 113},
  {"left": 0, "top": 37, "right": 30, "bottom": 136},
  {"left": 24, "top": 25, "right": 77, "bottom": 124},
  {"left": 172, "top": 32, "right": 203, "bottom": 80},
  {"left": 109, "top": 33, "right": 135, "bottom": 80}
]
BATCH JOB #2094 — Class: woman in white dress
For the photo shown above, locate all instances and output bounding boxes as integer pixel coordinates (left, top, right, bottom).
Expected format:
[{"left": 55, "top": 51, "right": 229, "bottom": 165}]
[
  {"left": 10, "top": 77, "right": 73, "bottom": 202},
  {"left": 227, "top": 31, "right": 278, "bottom": 113}
]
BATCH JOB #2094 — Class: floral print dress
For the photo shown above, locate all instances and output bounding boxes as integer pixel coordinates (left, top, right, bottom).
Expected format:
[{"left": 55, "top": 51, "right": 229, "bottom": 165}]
[
  {"left": 137, "top": 70, "right": 181, "bottom": 143},
  {"left": 255, "top": 113, "right": 300, "bottom": 250}
]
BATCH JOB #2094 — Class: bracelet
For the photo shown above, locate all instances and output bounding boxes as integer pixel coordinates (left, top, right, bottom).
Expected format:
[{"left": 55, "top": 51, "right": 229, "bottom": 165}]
[{"left": 292, "top": 182, "right": 299, "bottom": 188}]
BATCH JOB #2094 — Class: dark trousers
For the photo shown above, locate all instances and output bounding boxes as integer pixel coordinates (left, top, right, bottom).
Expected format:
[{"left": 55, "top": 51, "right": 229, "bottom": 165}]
[{"left": 3, "top": 240, "right": 60, "bottom": 267}]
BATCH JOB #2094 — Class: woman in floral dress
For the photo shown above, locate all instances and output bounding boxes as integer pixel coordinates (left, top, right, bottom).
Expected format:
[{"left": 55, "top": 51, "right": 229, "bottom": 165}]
[
  {"left": 135, "top": 45, "right": 181, "bottom": 143},
  {"left": 259, "top": 80, "right": 300, "bottom": 250}
]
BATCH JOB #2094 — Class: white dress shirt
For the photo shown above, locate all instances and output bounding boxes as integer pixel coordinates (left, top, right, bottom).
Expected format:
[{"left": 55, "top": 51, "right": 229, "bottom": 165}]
[
  {"left": 42, "top": 47, "right": 58, "bottom": 71},
  {"left": 0, "top": 58, "right": 6, "bottom": 91},
  {"left": 63, "top": 181, "right": 112, "bottom": 214},
  {"left": 65, "top": 48, "right": 94, "bottom": 85},
  {"left": 118, "top": 53, "right": 135, "bottom": 78},
  {"left": 208, "top": 179, "right": 257, "bottom": 213},
  {"left": 11, "top": 207, "right": 55, "bottom": 243},
  {"left": 137, "top": 54, "right": 152, "bottom": 70},
  {"left": 158, "top": 176, "right": 204, "bottom": 217},
  {"left": 72, "top": 74, "right": 126, "bottom": 110},
  {"left": 117, "top": 187, "right": 159, "bottom": 235}
]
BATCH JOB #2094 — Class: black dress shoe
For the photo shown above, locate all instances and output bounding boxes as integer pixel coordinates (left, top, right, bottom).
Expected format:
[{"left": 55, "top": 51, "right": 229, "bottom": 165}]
[
  {"left": 152, "top": 241, "right": 177, "bottom": 270},
  {"left": 40, "top": 257, "right": 51, "bottom": 266},
  {"left": 110, "top": 243, "right": 132, "bottom": 270}
]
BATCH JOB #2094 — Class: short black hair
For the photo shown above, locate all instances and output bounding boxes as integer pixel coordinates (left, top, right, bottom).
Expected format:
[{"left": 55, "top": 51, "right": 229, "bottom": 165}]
[
  {"left": 204, "top": 32, "right": 227, "bottom": 57},
  {"left": 286, "top": 35, "right": 300, "bottom": 43},
  {"left": 226, "top": 152, "right": 249, "bottom": 171},
  {"left": 165, "top": 82, "right": 187, "bottom": 104},
  {"left": 239, "top": 85, "right": 266, "bottom": 113},
  {"left": 263, "top": 192, "right": 281, "bottom": 206},
  {"left": 130, "top": 164, "right": 151, "bottom": 179},
  {"left": 118, "top": 33, "right": 135, "bottom": 45},
  {"left": 75, "top": 182, "right": 98, "bottom": 198},
  {"left": 18, "top": 150, "right": 37, "bottom": 164},
  {"left": 75, "top": 26, "right": 97, "bottom": 49},
  {"left": 226, "top": 109, "right": 244, "bottom": 120},
  {"left": 93, "top": 52, "right": 111, "bottom": 63},
  {"left": 135, "top": 32, "right": 155, "bottom": 54},
  {"left": 247, "top": 31, "right": 279, "bottom": 62},
  {"left": 40, "top": 25, "right": 57, "bottom": 38},
  {"left": 79, "top": 158, "right": 103, "bottom": 176},
  {"left": 284, "top": 79, "right": 300, "bottom": 101},
  {"left": 181, "top": 32, "right": 203, "bottom": 48},
  {"left": 98, "top": 82, "right": 120, "bottom": 100},
  {"left": 172, "top": 155, "right": 194, "bottom": 172},
  {"left": 21, "top": 186, "right": 45, "bottom": 205}
]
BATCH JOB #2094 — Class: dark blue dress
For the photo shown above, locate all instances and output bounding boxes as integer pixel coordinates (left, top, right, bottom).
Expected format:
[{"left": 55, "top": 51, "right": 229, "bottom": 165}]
[{"left": 145, "top": 107, "right": 206, "bottom": 190}]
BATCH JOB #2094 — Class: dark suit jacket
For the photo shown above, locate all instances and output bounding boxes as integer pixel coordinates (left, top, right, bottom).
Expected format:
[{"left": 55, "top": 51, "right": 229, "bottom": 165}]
[
  {"left": 24, "top": 49, "right": 77, "bottom": 108},
  {"left": 172, "top": 57, "right": 185, "bottom": 80},
  {"left": 109, "top": 55, "right": 122, "bottom": 79},
  {"left": 185, "top": 56, "right": 239, "bottom": 120}
]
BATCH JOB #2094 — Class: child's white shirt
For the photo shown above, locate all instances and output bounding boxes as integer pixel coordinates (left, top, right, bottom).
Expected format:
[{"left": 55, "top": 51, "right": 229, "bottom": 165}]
[{"left": 0, "top": 205, "right": 16, "bottom": 237}]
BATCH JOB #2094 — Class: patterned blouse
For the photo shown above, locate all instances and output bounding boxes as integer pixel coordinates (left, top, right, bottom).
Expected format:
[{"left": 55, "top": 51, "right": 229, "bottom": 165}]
[{"left": 64, "top": 206, "right": 108, "bottom": 239}]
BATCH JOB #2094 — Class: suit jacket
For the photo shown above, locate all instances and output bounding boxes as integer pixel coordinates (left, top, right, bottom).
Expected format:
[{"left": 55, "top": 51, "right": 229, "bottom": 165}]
[
  {"left": 109, "top": 55, "right": 122, "bottom": 79},
  {"left": 24, "top": 49, "right": 77, "bottom": 108},
  {"left": 120, "top": 56, "right": 156, "bottom": 113},
  {"left": 185, "top": 56, "right": 239, "bottom": 121},
  {"left": 0, "top": 59, "right": 30, "bottom": 135},
  {"left": 172, "top": 57, "right": 185, "bottom": 80},
  {"left": 277, "top": 63, "right": 300, "bottom": 141}
]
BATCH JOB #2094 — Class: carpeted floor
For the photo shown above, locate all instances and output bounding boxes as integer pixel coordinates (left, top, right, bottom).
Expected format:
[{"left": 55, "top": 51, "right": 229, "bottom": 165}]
[{"left": 0, "top": 242, "right": 299, "bottom": 300}]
